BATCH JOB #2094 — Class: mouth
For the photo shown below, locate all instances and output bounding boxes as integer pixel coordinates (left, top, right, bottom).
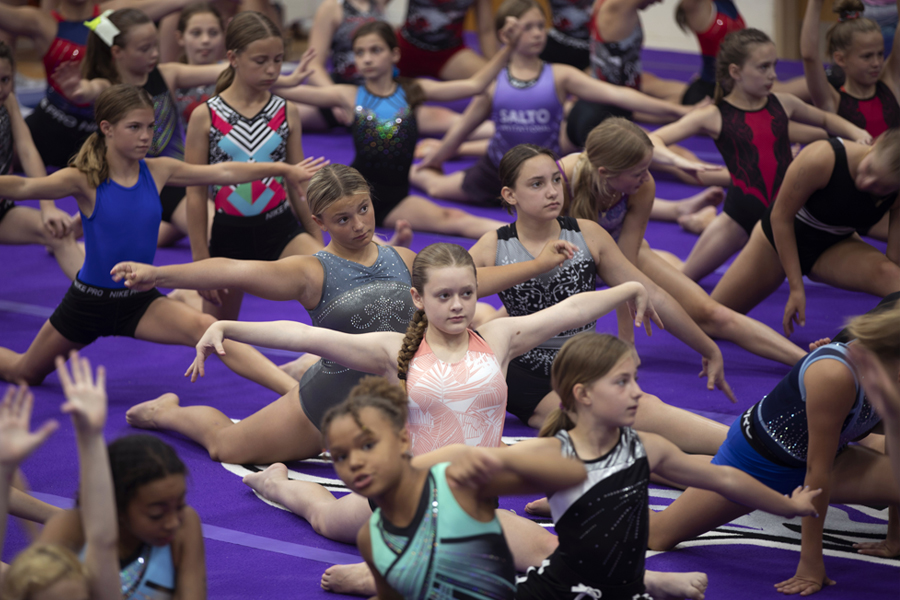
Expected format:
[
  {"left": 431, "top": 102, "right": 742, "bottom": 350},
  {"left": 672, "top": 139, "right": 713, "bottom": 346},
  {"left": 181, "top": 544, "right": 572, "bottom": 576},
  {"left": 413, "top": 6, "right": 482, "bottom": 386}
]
[{"left": 353, "top": 474, "right": 372, "bottom": 490}]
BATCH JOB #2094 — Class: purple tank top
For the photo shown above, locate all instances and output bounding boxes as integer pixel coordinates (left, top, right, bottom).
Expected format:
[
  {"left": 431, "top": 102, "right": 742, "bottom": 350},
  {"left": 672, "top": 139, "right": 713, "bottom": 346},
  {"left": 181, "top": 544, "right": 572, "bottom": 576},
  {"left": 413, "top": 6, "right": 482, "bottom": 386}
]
[{"left": 486, "top": 63, "right": 564, "bottom": 166}]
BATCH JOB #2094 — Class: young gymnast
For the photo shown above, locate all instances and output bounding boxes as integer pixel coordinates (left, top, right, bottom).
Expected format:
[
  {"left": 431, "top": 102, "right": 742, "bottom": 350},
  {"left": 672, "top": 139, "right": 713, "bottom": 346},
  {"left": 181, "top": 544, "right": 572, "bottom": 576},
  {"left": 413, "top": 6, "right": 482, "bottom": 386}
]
[
  {"left": 321, "top": 376, "right": 587, "bottom": 600},
  {"left": 652, "top": 28, "right": 872, "bottom": 282},
  {"left": 516, "top": 332, "right": 821, "bottom": 600},
  {"left": 172, "top": 2, "right": 226, "bottom": 127},
  {"left": 112, "top": 164, "right": 576, "bottom": 465},
  {"left": 0, "top": 0, "right": 193, "bottom": 169},
  {"left": 0, "top": 353, "right": 118, "bottom": 600},
  {"left": 410, "top": 0, "right": 699, "bottom": 208},
  {"left": 184, "top": 11, "right": 323, "bottom": 323},
  {"left": 648, "top": 305, "right": 900, "bottom": 597},
  {"left": 0, "top": 42, "right": 83, "bottom": 281},
  {"left": 278, "top": 20, "right": 522, "bottom": 238},
  {"left": 539, "top": 0, "right": 592, "bottom": 70},
  {"left": 560, "top": 122, "right": 808, "bottom": 363},
  {"left": 0, "top": 84, "right": 322, "bottom": 394},
  {"left": 707, "top": 129, "right": 900, "bottom": 337},
  {"left": 801, "top": 0, "right": 899, "bottom": 240}
]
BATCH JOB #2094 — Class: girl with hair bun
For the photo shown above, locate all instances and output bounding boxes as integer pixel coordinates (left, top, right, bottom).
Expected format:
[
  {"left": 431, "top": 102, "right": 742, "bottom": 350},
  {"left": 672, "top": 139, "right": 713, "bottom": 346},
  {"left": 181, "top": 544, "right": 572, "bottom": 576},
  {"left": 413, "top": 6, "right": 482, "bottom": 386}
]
[
  {"left": 0, "top": 83, "right": 325, "bottom": 394},
  {"left": 516, "top": 332, "right": 821, "bottom": 600},
  {"left": 653, "top": 28, "right": 872, "bottom": 283},
  {"left": 649, "top": 302, "right": 900, "bottom": 596}
]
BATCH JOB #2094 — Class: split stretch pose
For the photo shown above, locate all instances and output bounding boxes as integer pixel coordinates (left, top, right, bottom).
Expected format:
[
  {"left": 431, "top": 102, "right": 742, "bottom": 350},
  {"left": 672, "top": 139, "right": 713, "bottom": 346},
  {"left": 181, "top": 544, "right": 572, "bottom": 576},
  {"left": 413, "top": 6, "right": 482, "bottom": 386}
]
[
  {"left": 322, "top": 376, "right": 587, "bottom": 600},
  {"left": 708, "top": 130, "right": 900, "bottom": 337},
  {"left": 559, "top": 120, "right": 808, "bottom": 364},
  {"left": 516, "top": 332, "right": 821, "bottom": 600},
  {"left": 801, "top": 0, "right": 900, "bottom": 240},
  {"left": 184, "top": 11, "right": 323, "bottom": 324},
  {"left": 278, "top": 19, "right": 522, "bottom": 238},
  {"left": 652, "top": 28, "right": 872, "bottom": 282},
  {"left": 0, "top": 41, "right": 83, "bottom": 281},
  {"left": 468, "top": 141, "right": 739, "bottom": 429},
  {"left": 0, "top": 354, "right": 118, "bottom": 600},
  {"left": 0, "top": 84, "right": 319, "bottom": 394},
  {"left": 648, "top": 305, "right": 900, "bottom": 597}
]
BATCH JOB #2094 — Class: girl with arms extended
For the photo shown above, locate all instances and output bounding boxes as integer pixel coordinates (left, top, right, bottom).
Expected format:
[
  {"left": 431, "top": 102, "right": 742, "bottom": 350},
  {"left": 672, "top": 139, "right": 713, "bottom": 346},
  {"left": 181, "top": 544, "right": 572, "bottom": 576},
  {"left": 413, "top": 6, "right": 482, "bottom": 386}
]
[
  {"left": 649, "top": 305, "right": 900, "bottom": 596},
  {"left": 653, "top": 28, "right": 872, "bottom": 282},
  {"left": 516, "top": 332, "right": 821, "bottom": 600},
  {"left": 0, "top": 84, "right": 323, "bottom": 394}
]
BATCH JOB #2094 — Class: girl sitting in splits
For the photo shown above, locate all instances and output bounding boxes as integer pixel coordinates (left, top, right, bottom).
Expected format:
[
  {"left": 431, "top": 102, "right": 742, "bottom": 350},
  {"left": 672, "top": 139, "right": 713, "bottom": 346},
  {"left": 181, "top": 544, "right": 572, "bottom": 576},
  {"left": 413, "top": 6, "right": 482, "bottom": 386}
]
[
  {"left": 0, "top": 84, "right": 322, "bottom": 394},
  {"left": 648, "top": 305, "right": 900, "bottom": 597}
]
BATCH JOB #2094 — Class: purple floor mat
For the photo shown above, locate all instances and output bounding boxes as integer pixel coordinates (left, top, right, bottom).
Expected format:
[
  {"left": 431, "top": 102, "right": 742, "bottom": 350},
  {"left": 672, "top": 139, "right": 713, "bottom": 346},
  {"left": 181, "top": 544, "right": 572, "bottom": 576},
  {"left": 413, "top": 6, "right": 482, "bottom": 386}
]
[{"left": 1, "top": 47, "right": 896, "bottom": 599}]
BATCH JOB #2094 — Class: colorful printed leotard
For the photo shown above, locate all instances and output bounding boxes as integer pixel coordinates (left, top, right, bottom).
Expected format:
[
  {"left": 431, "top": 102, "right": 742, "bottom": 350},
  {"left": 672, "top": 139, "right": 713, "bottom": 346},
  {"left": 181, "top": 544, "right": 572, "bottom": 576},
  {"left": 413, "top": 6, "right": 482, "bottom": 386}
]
[
  {"left": 331, "top": 0, "right": 385, "bottom": 84},
  {"left": 120, "top": 544, "right": 176, "bottom": 600},
  {"left": 541, "top": 0, "right": 592, "bottom": 69},
  {"left": 174, "top": 83, "right": 216, "bottom": 127},
  {"left": 350, "top": 84, "right": 418, "bottom": 224},
  {"left": 43, "top": 6, "right": 102, "bottom": 121},
  {"left": 716, "top": 95, "right": 793, "bottom": 234},
  {"left": 588, "top": 0, "right": 643, "bottom": 89},
  {"left": 298, "top": 246, "right": 417, "bottom": 429},
  {"left": 696, "top": 0, "right": 744, "bottom": 84},
  {"left": 144, "top": 68, "right": 185, "bottom": 161},
  {"left": 517, "top": 428, "right": 652, "bottom": 600},
  {"left": 399, "top": 0, "right": 474, "bottom": 52},
  {"left": 406, "top": 329, "right": 507, "bottom": 455},
  {"left": 837, "top": 80, "right": 900, "bottom": 137},
  {"left": 369, "top": 462, "right": 516, "bottom": 600}
]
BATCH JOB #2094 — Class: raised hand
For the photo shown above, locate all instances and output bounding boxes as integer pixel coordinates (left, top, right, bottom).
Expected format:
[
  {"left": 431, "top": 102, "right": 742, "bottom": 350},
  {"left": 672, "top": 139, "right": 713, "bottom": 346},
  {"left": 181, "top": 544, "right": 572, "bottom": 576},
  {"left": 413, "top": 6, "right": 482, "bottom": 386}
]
[
  {"left": 56, "top": 352, "right": 107, "bottom": 436},
  {"left": 0, "top": 385, "right": 58, "bottom": 470},
  {"left": 109, "top": 261, "right": 158, "bottom": 291},
  {"left": 699, "top": 352, "right": 737, "bottom": 403},
  {"left": 186, "top": 322, "right": 227, "bottom": 382},
  {"left": 535, "top": 240, "right": 577, "bottom": 271},
  {"left": 497, "top": 16, "right": 522, "bottom": 47},
  {"left": 280, "top": 47, "right": 317, "bottom": 88},
  {"left": 285, "top": 156, "right": 330, "bottom": 197}
]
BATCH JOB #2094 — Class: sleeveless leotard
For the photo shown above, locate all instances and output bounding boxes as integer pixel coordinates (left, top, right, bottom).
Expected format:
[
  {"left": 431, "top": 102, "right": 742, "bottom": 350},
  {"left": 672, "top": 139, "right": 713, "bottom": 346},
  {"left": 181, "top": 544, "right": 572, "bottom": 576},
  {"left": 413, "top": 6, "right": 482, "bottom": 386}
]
[
  {"left": 120, "top": 544, "right": 176, "bottom": 600},
  {"left": 332, "top": 0, "right": 384, "bottom": 84},
  {"left": 837, "top": 80, "right": 900, "bottom": 137},
  {"left": 174, "top": 83, "right": 216, "bottom": 127},
  {"left": 298, "top": 246, "right": 417, "bottom": 429},
  {"left": 78, "top": 161, "right": 161, "bottom": 288},
  {"left": 697, "top": 0, "right": 744, "bottom": 83},
  {"left": 399, "top": 0, "right": 474, "bottom": 52},
  {"left": 43, "top": 6, "right": 102, "bottom": 121},
  {"left": 588, "top": 0, "right": 643, "bottom": 89},
  {"left": 406, "top": 329, "right": 507, "bottom": 455},
  {"left": 370, "top": 462, "right": 516, "bottom": 600},
  {"left": 517, "top": 428, "right": 652, "bottom": 600},
  {"left": 350, "top": 85, "right": 418, "bottom": 224},
  {"left": 546, "top": 0, "right": 592, "bottom": 51},
  {"left": 716, "top": 95, "right": 793, "bottom": 234},
  {"left": 486, "top": 64, "right": 565, "bottom": 167},
  {"left": 143, "top": 68, "right": 185, "bottom": 161}
]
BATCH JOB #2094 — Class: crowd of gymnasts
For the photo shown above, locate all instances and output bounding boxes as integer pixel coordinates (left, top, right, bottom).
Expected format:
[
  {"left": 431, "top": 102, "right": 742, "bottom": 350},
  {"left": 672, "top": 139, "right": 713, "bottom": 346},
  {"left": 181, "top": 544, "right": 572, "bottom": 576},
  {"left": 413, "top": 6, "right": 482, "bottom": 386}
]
[{"left": 0, "top": 0, "right": 898, "bottom": 598}]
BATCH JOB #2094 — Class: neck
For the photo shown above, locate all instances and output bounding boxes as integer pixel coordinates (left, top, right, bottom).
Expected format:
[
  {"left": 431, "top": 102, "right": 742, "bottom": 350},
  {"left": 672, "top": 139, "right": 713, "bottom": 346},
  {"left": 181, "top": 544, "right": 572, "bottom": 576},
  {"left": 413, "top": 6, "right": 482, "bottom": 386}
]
[
  {"left": 725, "top": 86, "right": 767, "bottom": 110},
  {"left": 117, "top": 528, "right": 143, "bottom": 560},
  {"left": 567, "top": 413, "right": 621, "bottom": 460},
  {"left": 325, "top": 239, "right": 379, "bottom": 263},
  {"left": 374, "top": 464, "right": 428, "bottom": 527},
  {"left": 119, "top": 67, "right": 150, "bottom": 87},
  {"left": 365, "top": 73, "right": 396, "bottom": 96},
  {"left": 514, "top": 211, "right": 562, "bottom": 243},
  {"left": 221, "top": 82, "right": 270, "bottom": 107},
  {"left": 508, "top": 52, "right": 541, "bottom": 73},
  {"left": 105, "top": 147, "right": 141, "bottom": 181},
  {"left": 423, "top": 322, "right": 470, "bottom": 355},
  {"left": 59, "top": 1, "right": 95, "bottom": 20},
  {"left": 843, "top": 77, "right": 877, "bottom": 99}
]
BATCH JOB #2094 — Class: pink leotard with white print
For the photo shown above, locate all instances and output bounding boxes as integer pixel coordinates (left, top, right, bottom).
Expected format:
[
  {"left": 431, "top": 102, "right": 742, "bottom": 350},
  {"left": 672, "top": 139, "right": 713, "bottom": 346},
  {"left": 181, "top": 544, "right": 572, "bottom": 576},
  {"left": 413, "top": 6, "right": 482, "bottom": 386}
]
[{"left": 406, "top": 330, "right": 507, "bottom": 455}]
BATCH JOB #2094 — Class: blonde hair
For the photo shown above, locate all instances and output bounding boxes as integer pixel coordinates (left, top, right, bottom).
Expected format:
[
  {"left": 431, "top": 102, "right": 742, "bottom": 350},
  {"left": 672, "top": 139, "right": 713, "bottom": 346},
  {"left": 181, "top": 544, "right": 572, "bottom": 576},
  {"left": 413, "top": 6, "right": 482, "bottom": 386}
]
[
  {"left": 397, "top": 244, "right": 477, "bottom": 387},
  {"left": 306, "top": 164, "right": 372, "bottom": 216},
  {"left": 540, "top": 333, "right": 632, "bottom": 438},
  {"left": 68, "top": 84, "right": 154, "bottom": 188},
  {"left": 713, "top": 28, "right": 773, "bottom": 103},
  {"left": 569, "top": 118, "right": 652, "bottom": 220},
  {"left": 216, "top": 11, "right": 282, "bottom": 95},
  {"left": 82, "top": 8, "right": 153, "bottom": 83},
  {"left": 0, "top": 544, "right": 87, "bottom": 600},
  {"left": 872, "top": 127, "right": 900, "bottom": 181},
  {"left": 321, "top": 376, "right": 409, "bottom": 439},
  {"left": 827, "top": 0, "right": 881, "bottom": 56},
  {"left": 846, "top": 304, "right": 900, "bottom": 365}
]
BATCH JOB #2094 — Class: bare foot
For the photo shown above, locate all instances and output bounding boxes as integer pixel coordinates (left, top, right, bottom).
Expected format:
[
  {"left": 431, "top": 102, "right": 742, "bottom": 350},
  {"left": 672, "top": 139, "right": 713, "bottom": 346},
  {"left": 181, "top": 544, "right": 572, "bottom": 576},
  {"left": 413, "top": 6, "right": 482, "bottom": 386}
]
[
  {"left": 414, "top": 138, "right": 442, "bottom": 159},
  {"left": 166, "top": 289, "right": 204, "bottom": 312},
  {"left": 321, "top": 562, "right": 376, "bottom": 596},
  {"left": 524, "top": 497, "right": 550, "bottom": 517},
  {"left": 387, "top": 220, "right": 413, "bottom": 248},
  {"left": 125, "top": 393, "right": 180, "bottom": 429},
  {"left": 675, "top": 186, "right": 724, "bottom": 218},
  {"left": 808, "top": 338, "right": 831, "bottom": 352},
  {"left": 242, "top": 463, "right": 289, "bottom": 499},
  {"left": 677, "top": 205, "right": 717, "bottom": 234},
  {"left": 644, "top": 570, "right": 709, "bottom": 600},
  {"left": 279, "top": 353, "right": 320, "bottom": 381}
]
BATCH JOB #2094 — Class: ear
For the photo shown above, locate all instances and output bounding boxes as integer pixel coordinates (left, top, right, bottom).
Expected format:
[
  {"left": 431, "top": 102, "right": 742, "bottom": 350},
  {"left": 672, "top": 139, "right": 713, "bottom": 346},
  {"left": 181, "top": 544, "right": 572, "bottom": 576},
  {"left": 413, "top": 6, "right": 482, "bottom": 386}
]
[
  {"left": 111, "top": 44, "right": 124, "bottom": 61},
  {"left": 398, "top": 424, "right": 411, "bottom": 455},
  {"left": 596, "top": 165, "right": 609, "bottom": 178},
  {"left": 727, "top": 62, "right": 741, "bottom": 82},
  {"left": 227, "top": 49, "right": 238, "bottom": 68},
  {"left": 391, "top": 46, "right": 401, "bottom": 65},
  {"left": 832, "top": 50, "right": 846, "bottom": 68},
  {"left": 175, "top": 31, "right": 185, "bottom": 47},
  {"left": 410, "top": 286, "right": 424, "bottom": 311},
  {"left": 500, "top": 186, "right": 517, "bottom": 207},
  {"left": 99, "top": 120, "right": 113, "bottom": 136},
  {"left": 311, "top": 213, "right": 326, "bottom": 232},
  {"left": 572, "top": 382, "right": 591, "bottom": 406}
]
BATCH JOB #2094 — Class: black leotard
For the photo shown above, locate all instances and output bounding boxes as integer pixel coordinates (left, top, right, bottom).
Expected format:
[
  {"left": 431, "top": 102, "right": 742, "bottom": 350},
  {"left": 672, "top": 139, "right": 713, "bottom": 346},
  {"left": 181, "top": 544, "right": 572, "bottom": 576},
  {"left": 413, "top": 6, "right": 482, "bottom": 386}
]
[{"left": 837, "top": 80, "right": 900, "bottom": 138}]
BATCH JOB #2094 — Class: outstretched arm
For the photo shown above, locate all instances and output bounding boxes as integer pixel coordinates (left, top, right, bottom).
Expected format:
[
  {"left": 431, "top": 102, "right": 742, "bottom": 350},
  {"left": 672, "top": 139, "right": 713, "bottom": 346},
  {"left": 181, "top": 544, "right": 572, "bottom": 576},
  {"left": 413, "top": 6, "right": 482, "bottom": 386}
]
[
  {"left": 649, "top": 103, "right": 721, "bottom": 145},
  {"left": 414, "top": 93, "right": 493, "bottom": 170},
  {"left": 148, "top": 155, "right": 328, "bottom": 195},
  {"left": 472, "top": 238, "right": 578, "bottom": 297},
  {"left": 561, "top": 65, "right": 690, "bottom": 120},
  {"left": 881, "top": 0, "right": 900, "bottom": 99},
  {"left": 799, "top": 0, "right": 839, "bottom": 113},
  {"left": 779, "top": 93, "right": 872, "bottom": 144},
  {"left": 0, "top": 169, "right": 90, "bottom": 204},
  {"left": 0, "top": 3, "right": 56, "bottom": 52}
]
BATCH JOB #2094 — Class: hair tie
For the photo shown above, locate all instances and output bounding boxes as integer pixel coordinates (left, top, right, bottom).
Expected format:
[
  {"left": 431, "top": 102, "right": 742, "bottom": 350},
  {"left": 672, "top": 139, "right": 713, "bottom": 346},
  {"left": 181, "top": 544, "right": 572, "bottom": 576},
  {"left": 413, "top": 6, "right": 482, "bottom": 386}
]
[
  {"left": 839, "top": 10, "right": 861, "bottom": 22},
  {"left": 85, "top": 10, "right": 120, "bottom": 47}
]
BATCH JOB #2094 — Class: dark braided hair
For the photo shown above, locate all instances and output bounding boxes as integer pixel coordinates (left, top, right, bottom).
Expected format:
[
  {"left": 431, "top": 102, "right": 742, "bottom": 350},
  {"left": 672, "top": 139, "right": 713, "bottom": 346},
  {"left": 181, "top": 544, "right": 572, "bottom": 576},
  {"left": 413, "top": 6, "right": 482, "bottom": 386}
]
[
  {"left": 321, "top": 376, "right": 409, "bottom": 440},
  {"left": 108, "top": 434, "right": 187, "bottom": 513}
]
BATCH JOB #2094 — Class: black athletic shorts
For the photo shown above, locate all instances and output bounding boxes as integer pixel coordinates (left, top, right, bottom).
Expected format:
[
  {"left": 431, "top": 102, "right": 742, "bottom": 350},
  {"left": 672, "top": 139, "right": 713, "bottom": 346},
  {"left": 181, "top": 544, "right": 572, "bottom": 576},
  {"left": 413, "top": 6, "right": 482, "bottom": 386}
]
[
  {"left": 505, "top": 359, "right": 552, "bottom": 425},
  {"left": 0, "top": 198, "right": 15, "bottom": 224},
  {"left": 682, "top": 78, "right": 716, "bottom": 105},
  {"left": 160, "top": 185, "right": 185, "bottom": 223},
  {"left": 460, "top": 154, "right": 503, "bottom": 206},
  {"left": 723, "top": 188, "right": 767, "bottom": 236},
  {"left": 566, "top": 99, "right": 633, "bottom": 148},
  {"left": 760, "top": 208, "right": 851, "bottom": 276},
  {"left": 209, "top": 201, "right": 306, "bottom": 261},
  {"left": 540, "top": 33, "right": 590, "bottom": 71}
]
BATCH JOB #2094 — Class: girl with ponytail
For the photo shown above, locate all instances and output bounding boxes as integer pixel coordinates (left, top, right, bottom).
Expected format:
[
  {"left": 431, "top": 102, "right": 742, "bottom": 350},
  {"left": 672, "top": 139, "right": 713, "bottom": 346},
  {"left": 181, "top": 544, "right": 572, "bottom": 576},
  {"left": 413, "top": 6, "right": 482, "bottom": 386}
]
[
  {"left": 516, "top": 332, "right": 822, "bottom": 600},
  {"left": 0, "top": 83, "right": 327, "bottom": 396},
  {"left": 653, "top": 28, "right": 872, "bottom": 283}
]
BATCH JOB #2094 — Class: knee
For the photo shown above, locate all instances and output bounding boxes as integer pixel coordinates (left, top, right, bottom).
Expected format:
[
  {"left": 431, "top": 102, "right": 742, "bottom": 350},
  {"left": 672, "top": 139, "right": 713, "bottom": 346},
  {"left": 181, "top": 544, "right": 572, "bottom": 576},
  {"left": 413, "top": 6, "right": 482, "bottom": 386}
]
[
  {"left": 206, "top": 434, "right": 243, "bottom": 464},
  {"left": 696, "top": 302, "right": 735, "bottom": 336},
  {"left": 442, "top": 208, "right": 468, "bottom": 221},
  {"left": 190, "top": 313, "right": 218, "bottom": 341},
  {"left": 647, "top": 513, "right": 678, "bottom": 551},
  {"left": 878, "top": 261, "right": 900, "bottom": 293}
]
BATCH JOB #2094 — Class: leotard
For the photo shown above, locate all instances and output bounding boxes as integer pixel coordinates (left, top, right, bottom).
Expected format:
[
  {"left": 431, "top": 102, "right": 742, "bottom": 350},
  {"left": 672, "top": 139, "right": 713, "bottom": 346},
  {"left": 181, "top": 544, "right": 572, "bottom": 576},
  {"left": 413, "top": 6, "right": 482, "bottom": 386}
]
[
  {"left": 396, "top": 0, "right": 474, "bottom": 78},
  {"left": 369, "top": 462, "right": 516, "bottom": 600},
  {"left": 836, "top": 80, "right": 900, "bottom": 137},
  {"left": 174, "top": 83, "right": 216, "bottom": 127},
  {"left": 760, "top": 137, "right": 898, "bottom": 274},
  {"left": 143, "top": 67, "right": 186, "bottom": 224},
  {"left": 350, "top": 84, "right": 418, "bottom": 224},
  {"left": 120, "top": 544, "right": 176, "bottom": 600},
  {"left": 516, "top": 428, "right": 652, "bottom": 600},
  {"left": 298, "top": 245, "right": 417, "bottom": 429},
  {"left": 683, "top": 0, "right": 745, "bottom": 105},
  {"left": 716, "top": 95, "right": 793, "bottom": 235},
  {"left": 332, "top": 0, "right": 385, "bottom": 85},
  {"left": 712, "top": 342, "right": 881, "bottom": 493},
  {"left": 495, "top": 217, "right": 596, "bottom": 423},
  {"left": 406, "top": 329, "right": 507, "bottom": 455},
  {"left": 541, "top": 0, "right": 592, "bottom": 70},
  {"left": 0, "top": 105, "right": 13, "bottom": 223},
  {"left": 462, "top": 64, "right": 565, "bottom": 205}
]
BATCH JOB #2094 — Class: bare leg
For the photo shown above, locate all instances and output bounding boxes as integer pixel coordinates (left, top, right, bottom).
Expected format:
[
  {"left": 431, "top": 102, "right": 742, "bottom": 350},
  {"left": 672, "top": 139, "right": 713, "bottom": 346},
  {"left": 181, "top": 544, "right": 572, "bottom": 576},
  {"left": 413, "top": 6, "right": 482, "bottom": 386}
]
[
  {"left": 678, "top": 206, "right": 718, "bottom": 234},
  {"left": 437, "top": 48, "right": 487, "bottom": 80},
  {"left": 680, "top": 212, "right": 749, "bottom": 282},
  {"left": 863, "top": 213, "right": 889, "bottom": 242},
  {"left": 648, "top": 486, "right": 752, "bottom": 551},
  {"left": 0, "top": 321, "right": 84, "bottom": 385},
  {"left": 384, "top": 195, "right": 508, "bottom": 239},
  {"left": 644, "top": 570, "right": 708, "bottom": 600},
  {"left": 809, "top": 235, "right": 900, "bottom": 298},
  {"left": 279, "top": 353, "right": 320, "bottom": 382},
  {"left": 0, "top": 206, "right": 84, "bottom": 280},
  {"left": 649, "top": 187, "right": 724, "bottom": 223},
  {"left": 408, "top": 168, "right": 469, "bottom": 202},
  {"left": 710, "top": 222, "right": 786, "bottom": 314},
  {"left": 416, "top": 105, "right": 495, "bottom": 140},
  {"left": 126, "top": 385, "right": 324, "bottom": 464},
  {"left": 634, "top": 394, "right": 727, "bottom": 455},
  {"left": 385, "top": 220, "right": 413, "bottom": 247}
]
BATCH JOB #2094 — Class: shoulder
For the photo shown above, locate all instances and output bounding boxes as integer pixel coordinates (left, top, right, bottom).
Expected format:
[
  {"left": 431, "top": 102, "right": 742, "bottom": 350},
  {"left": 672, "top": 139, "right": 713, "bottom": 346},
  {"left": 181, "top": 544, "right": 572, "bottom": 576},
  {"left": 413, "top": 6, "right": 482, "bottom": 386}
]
[
  {"left": 391, "top": 246, "right": 417, "bottom": 270},
  {"left": 470, "top": 231, "right": 499, "bottom": 266},
  {"left": 795, "top": 139, "right": 839, "bottom": 172},
  {"left": 38, "top": 508, "right": 85, "bottom": 549}
]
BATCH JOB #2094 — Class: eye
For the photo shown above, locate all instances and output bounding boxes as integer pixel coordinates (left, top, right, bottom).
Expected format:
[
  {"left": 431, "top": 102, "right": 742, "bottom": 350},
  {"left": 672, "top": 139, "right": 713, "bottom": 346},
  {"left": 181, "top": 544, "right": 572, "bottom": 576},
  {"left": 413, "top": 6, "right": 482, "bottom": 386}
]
[
  {"left": 332, "top": 452, "right": 346, "bottom": 463},
  {"left": 359, "top": 204, "right": 369, "bottom": 214},
  {"left": 462, "top": 290, "right": 474, "bottom": 298},
  {"left": 362, "top": 441, "right": 375, "bottom": 451}
]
